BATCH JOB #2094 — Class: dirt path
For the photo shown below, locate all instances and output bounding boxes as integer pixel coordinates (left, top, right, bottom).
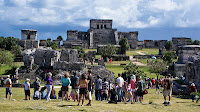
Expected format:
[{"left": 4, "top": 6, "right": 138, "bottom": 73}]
[
  {"left": 129, "top": 56, "right": 147, "bottom": 66},
  {"left": 136, "top": 51, "right": 146, "bottom": 55}
]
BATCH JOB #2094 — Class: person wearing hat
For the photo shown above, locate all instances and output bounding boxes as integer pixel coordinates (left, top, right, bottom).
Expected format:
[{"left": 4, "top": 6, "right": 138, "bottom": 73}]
[
  {"left": 190, "top": 83, "right": 197, "bottom": 102},
  {"left": 23, "top": 78, "right": 31, "bottom": 100},
  {"left": 95, "top": 75, "right": 102, "bottom": 101},
  {"left": 44, "top": 72, "right": 53, "bottom": 101},
  {"left": 33, "top": 77, "right": 40, "bottom": 100},
  {"left": 137, "top": 76, "right": 145, "bottom": 103},
  {"left": 5, "top": 75, "right": 12, "bottom": 100}
]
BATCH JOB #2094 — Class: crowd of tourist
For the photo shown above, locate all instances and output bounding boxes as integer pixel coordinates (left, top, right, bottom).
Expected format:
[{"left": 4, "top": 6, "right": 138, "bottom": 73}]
[{"left": 2, "top": 70, "right": 198, "bottom": 106}]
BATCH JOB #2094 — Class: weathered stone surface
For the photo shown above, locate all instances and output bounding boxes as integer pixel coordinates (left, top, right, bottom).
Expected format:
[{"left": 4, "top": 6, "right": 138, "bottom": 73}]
[
  {"left": 98, "top": 59, "right": 105, "bottom": 66},
  {"left": 70, "top": 62, "right": 84, "bottom": 71},
  {"left": 159, "top": 46, "right": 166, "bottom": 55},
  {"left": 53, "top": 61, "right": 69, "bottom": 71},
  {"left": 60, "top": 49, "right": 78, "bottom": 63},
  {"left": 23, "top": 49, "right": 36, "bottom": 69},
  {"left": 172, "top": 37, "right": 192, "bottom": 50}
]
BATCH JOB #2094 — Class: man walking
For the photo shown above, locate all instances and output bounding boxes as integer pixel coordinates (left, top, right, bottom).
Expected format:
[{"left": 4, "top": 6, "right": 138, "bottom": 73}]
[
  {"left": 5, "top": 75, "right": 12, "bottom": 100},
  {"left": 163, "top": 74, "right": 173, "bottom": 105},
  {"left": 117, "top": 73, "right": 124, "bottom": 102},
  {"left": 71, "top": 72, "right": 79, "bottom": 102}
]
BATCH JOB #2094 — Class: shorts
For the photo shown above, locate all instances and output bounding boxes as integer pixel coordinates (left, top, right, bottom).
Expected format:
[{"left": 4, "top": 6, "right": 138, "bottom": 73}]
[
  {"left": 163, "top": 89, "right": 172, "bottom": 97},
  {"left": 6, "top": 88, "right": 12, "bottom": 95},
  {"left": 88, "top": 91, "right": 92, "bottom": 100},
  {"left": 156, "top": 85, "right": 160, "bottom": 89},
  {"left": 79, "top": 88, "right": 87, "bottom": 95},
  {"left": 25, "top": 90, "right": 30, "bottom": 96},
  {"left": 62, "top": 86, "right": 69, "bottom": 91},
  {"left": 137, "top": 91, "right": 144, "bottom": 97},
  {"left": 104, "top": 90, "right": 108, "bottom": 95},
  {"left": 71, "top": 89, "right": 79, "bottom": 95}
]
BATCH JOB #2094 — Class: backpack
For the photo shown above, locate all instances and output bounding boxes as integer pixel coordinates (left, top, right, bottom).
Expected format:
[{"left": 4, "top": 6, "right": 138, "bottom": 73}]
[
  {"left": 166, "top": 79, "right": 171, "bottom": 90},
  {"left": 5, "top": 79, "right": 11, "bottom": 88}
]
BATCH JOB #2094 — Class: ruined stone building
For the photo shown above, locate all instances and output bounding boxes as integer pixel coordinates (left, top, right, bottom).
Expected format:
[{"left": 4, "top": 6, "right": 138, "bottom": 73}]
[
  {"left": 172, "top": 37, "right": 192, "bottom": 50},
  {"left": 18, "top": 29, "right": 39, "bottom": 49},
  {"left": 63, "top": 19, "right": 138, "bottom": 49},
  {"left": 144, "top": 40, "right": 167, "bottom": 48},
  {"left": 172, "top": 45, "right": 200, "bottom": 89}
]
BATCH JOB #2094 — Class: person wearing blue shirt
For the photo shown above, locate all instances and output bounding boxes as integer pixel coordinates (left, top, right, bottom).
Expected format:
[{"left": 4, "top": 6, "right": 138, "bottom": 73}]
[{"left": 61, "top": 72, "right": 71, "bottom": 101}]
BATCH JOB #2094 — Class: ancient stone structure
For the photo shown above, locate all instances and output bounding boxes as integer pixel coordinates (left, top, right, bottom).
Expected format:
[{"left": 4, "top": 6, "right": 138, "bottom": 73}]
[
  {"left": 144, "top": 40, "right": 167, "bottom": 48},
  {"left": 63, "top": 19, "right": 138, "bottom": 49},
  {"left": 137, "top": 41, "right": 144, "bottom": 49},
  {"left": 18, "top": 29, "right": 39, "bottom": 49},
  {"left": 172, "top": 37, "right": 192, "bottom": 50},
  {"left": 23, "top": 49, "right": 36, "bottom": 70},
  {"left": 159, "top": 46, "right": 166, "bottom": 55},
  {"left": 40, "top": 40, "right": 47, "bottom": 46}
]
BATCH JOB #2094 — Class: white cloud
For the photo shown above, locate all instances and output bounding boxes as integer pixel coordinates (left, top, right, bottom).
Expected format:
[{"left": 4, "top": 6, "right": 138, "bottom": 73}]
[{"left": 0, "top": 0, "right": 199, "bottom": 28}]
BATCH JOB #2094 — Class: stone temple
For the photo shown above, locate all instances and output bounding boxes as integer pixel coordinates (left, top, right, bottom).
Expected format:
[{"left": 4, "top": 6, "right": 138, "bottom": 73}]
[{"left": 63, "top": 19, "right": 138, "bottom": 49}]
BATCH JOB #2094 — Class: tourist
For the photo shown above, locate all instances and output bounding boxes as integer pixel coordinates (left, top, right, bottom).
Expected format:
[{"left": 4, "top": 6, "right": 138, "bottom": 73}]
[
  {"left": 127, "top": 76, "right": 133, "bottom": 104},
  {"left": 15, "top": 75, "right": 19, "bottom": 84},
  {"left": 151, "top": 78, "right": 156, "bottom": 89},
  {"left": 163, "top": 74, "right": 173, "bottom": 105},
  {"left": 1, "top": 77, "right": 4, "bottom": 87},
  {"left": 108, "top": 87, "right": 117, "bottom": 104},
  {"left": 190, "top": 83, "right": 197, "bottom": 102},
  {"left": 116, "top": 73, "right": 124, "bottom": 102},
  {"left": 50, "top": 86, "right": 57, "bottom": 99},
  {"left": 77, "top": 74, "right": 88, "bottom": 106},
  {"left": 102, "top": 78, "right": 108, "bottom": 101},
  {"left": 108, "top": 80, "right": 113, "bottom": 101},
  {"left": 137, "top": 76, "right": 145, "bottom": 103},
  {"left": 23, "top": 78, "right": 31, "bottom": 100},
  {"left": 5, "top": 75, "right": 12, "bottom": 100},
  {"left": 122, "top": 81, "right": 128, "bottom": 104},
  {"left": 87, "top": 70, "right": 93, "bottom": 106},
  {"left": 131, "top": 75, "right": 136, "bottom": 103},
  {"left": 44, "top": 72, "right": 53, "bottom": 101},
  {"left": 61, "top": 72, "right": 71, "bottom": 101},
  {"left": 70, "top": 71, "right": 79, "bottom": 102},
  {"left": 40, "top": 87, "right": 46, "bottom": 99},
  {"left": 95, "top": 75, "right": 102, "bottom": 101},
  {"left": 156, "top": 78, "right": 160, "bottom": 94},
  {"left": 33, "top": 77, "right": 40, "bottom": 100}
]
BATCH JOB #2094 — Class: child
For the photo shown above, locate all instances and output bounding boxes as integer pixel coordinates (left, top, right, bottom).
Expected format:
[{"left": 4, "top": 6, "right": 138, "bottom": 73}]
[
  {"left": 190, "top": 83, "right": 197, "bottom": 102},
  {"left": 23, "top": 79, "right": 31, "bottom": 100}
]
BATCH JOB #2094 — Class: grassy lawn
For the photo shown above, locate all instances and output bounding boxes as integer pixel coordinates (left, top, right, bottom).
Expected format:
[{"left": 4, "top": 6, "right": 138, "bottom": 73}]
[
  {"left": 0, "top": 87, "right": 199, "bottom": 112},
  {"left": 0, "top": 62, "right": 23, "bottom": 76},
  {"left": 84, "top": 49, "right": 97, "bottom": 53},
  {"left": 106, "top": 64, "right": 125, "bottom": 77},
  {"left": 126, "top": 48, "right": 159, "bottom": 56}
]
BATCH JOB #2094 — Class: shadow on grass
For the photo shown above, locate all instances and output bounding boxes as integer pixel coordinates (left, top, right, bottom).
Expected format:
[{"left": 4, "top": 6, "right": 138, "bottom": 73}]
[
  {"left": 174, "top": 95, "right": 191, "bottom": 99},
  {"left": 57, "top": 105, "right": 78, "bottom": 107}
]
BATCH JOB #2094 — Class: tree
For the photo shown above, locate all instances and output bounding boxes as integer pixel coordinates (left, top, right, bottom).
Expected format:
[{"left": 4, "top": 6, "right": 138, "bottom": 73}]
[
  {"left": 0, "top": 37, "right": 19, "bottom": 51},
  {"left": 119, "top": 38, "right": 129, "bottom": 54},
  {"left": 72, "top": 46, "right": 85, "bottom": 58},
  {"left": 11, "top": 45, "right": 23, "bottom": 57},
  {"left": 148, "top": 59, "right": 167, "bottom": 78},
  {"left": 99, "top": 44, "right": 117, "bottom": 58},
  {"left": 162, "top": 51, "right": 174, "bottom": 64},
  {"left": 165, "top": 41, "right": 173, "bottom": 50},
  {"left": 192, "top": 40, "right": 200, "bottom": 45},
  {"left": 47, "top": 41, "right": 58, "bottom": 50},
  {"left": 57, "top": 36, "right": 63, "bottom": 41},
  {"left": 122, "top": 62, "right": 146, "bottom": 80},
  {"left": 0, "top": 49, "right": 14, "bottom": 66},
  {"left": 47, "top": 38, "right": 51, "bottom": 41}
]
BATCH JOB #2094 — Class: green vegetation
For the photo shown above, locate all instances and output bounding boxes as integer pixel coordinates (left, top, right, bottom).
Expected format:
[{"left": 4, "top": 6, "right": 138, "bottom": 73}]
[
  {"left": 192, "top": 40, "right": 200, "bottom": 45},
  {"left": 165, "top": 41, "right": 173, "bottom": 50},
  {"left": 99, "top": 44, "right": 117, "bottom": 58},
  {"left": 119, "top": 38, "right": 129, "bottom": 54},
  {"left": 72, "top": 46, "right": 85, "bottom": 58},
  {"left": 126, "top": 50, "right": 140, "bottom": 56},
  {"left": 47, "top": 41, "right": 59, "bottom": 50},
  {"left": 0, "top": 62, "right": 23, "bottom": 76},
  {"left": 0, "top": 88, "right": 199, "bottom": 112},
  {"left": 0, "top": 49, "right": 14, "bottom": 68},
  {"left": 57, "top": 36, "right": 63, "bottom": 41},
  {"left": 162, "top": 51, "right": 174, "bottom": 64}
]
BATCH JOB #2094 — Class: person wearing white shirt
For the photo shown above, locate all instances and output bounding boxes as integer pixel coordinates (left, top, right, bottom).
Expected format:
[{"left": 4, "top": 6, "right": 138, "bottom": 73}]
[
  {"left": 23, "top": 79, "right": 31, "bottom": 100},
  {"left": 116, "top": 73, "right": 124, "bottom": 101}
]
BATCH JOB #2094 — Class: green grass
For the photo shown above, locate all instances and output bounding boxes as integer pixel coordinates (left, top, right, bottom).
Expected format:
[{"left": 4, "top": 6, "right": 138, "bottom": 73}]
[
  {"left": 84, "top": 49, "right": 97, "bottom": 53},
  {"left": 106, "top": 64, "right": 125, "bottom": 77},
  {"left": 0, "top": 62, "right": 23, "bottom": 76},
  {"left": 95, "top": 55, "right": 101, "bottom": 59},
  {"left": 0, "top": 87, "right": 199, "bottom": 112},
  {"left": 126, "top": 48, "right": 159, "bottom": 56}
]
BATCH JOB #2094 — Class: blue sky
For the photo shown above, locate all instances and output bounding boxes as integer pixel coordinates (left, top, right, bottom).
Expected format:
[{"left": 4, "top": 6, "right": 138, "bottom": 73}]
[{"left": 0, "top": 0, "right": 200, "bottom": 41}]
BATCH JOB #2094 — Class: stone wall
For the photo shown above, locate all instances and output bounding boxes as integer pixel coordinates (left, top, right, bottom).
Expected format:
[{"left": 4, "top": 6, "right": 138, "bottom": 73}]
[
  {"left": 144, "top": 40, "right": 154, "bottom": 48},
  {"left": 90, "top": 19, "right": 112, "bottom": 29},
  {"left": 97, "top": 45, "right": 121, "bottom": 54},
  {"left": 19, "top": 40, "right": 39, "bottom": 49},
  {"left": 21, "top": 29, "right": 37, "bottom": 40},
  {"left": 67, "top": 30, "right": 78, "bottom": 40},
  {"left": 172, "top": 37, "right": 192, "bottom": 50},
  {"left": 40, "top": 40, "right": 47, "bottom": 46},
  {"left": 118, "top": 32, "right": 138, "bottom": 49}
]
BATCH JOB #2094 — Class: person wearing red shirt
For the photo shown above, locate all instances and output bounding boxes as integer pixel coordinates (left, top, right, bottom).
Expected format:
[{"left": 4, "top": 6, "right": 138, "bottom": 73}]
[{"left": 190, "top": 83, "right": 197, "bottom": 102}]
